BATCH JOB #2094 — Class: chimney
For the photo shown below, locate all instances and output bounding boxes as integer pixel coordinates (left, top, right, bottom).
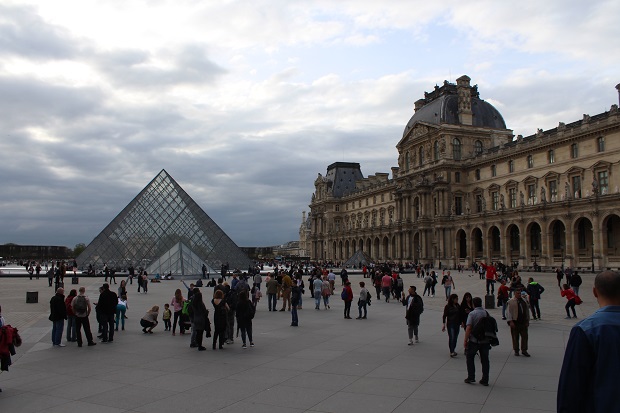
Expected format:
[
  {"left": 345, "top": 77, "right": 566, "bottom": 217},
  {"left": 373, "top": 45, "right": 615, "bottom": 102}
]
[{"left": 456, "top": 75, "right": 473, "bottom": 126}]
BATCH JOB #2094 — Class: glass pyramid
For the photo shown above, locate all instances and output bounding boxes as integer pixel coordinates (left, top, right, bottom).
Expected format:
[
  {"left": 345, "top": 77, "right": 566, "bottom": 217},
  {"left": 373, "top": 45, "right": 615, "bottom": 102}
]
[{"left": 77, "top": 169, "right": 251, "bottom": 276}]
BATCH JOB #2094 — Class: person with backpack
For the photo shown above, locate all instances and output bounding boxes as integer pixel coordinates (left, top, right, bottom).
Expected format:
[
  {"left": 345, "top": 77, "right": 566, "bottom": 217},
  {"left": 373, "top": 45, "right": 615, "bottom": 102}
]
[
  {"left": 71, "top": 286, "right": 96, "bottom": 347},
  {"left": 394, "top": 274, "right": 404, "bottom": 301},
  {"left": 356, "top": 281, "right": 370, "bottom": 319},
  {"left": 403, "top": 285, "right": 424, "bottom": 345},
  {"left": 341, "top": 281, "right": 354, "bottom": 319},
  {"left": 463, "top": 296, "right": 492, "bottom": 386},
  {"left": 506, "top": 288, "right": 531, "bottom": 357}
]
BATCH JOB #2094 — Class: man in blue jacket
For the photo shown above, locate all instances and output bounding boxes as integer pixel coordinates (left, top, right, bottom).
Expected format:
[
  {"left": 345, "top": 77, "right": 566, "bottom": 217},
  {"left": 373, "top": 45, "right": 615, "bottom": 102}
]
[{"left": 557, "top": 270, "right": 620, "bottom": 412}]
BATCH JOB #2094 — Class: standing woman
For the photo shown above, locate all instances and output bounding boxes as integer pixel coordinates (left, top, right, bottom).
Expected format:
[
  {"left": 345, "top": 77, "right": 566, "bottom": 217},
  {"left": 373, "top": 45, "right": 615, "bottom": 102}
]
[
  {"left": 211, "top": 290, "right": 229, "bottom": 349},
  {"left": 321, "top": 277, "right": 331, "bottom": 309},
  {"left": 170, "top": 289, "right": 185, "bottom": 336},
  {"left": 118, "top": 280, "right": 127, "bottom": 299},
  {"left": 65, "top": 289, "right": 78, "bottom": 342},
  {"left": 236, "top": 291, "right": 254, "bottom": 348},
  {"left": 190, "top": 288, "right": 209, "bottom": 351},
  {"left": 442, "top": 293, "right": 461, "bottom": 357}
]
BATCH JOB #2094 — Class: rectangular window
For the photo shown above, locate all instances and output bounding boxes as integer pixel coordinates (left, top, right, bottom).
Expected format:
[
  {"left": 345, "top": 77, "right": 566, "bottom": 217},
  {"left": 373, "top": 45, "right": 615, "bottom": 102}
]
[
  {"left": 598, "top": 136, "right": 605, "bottom": 152},
  {"left": 455, "top": 172, "right": 461, "bottom": 183},
  {"left": 527, "top": 155, "right": 534, "bottom": 168},
  {"left": 381, "top": 194, "right": 384, "bottom": 202},
  {"left": 491, "top": 165, "right": 496, "bottom": 177},
  {"left": 549, "top": 180, "right": 558, "bottom": 201},
  {"left": 598, "top": 171, "right": 609, "bottom": 195},
  {"left": 358, "top": 200, "right": 362, "bottom": 207},
  {"left": 365, "top": 199, "right": 369, "bottom": 206},
  {"left": 508, "top": 160, "right": 514, "bottom": 173},
  {"left": 548, "top": 150, "right": 555, "bottom": 164},
  {"left": 572, "top": 176, "right": 581, "bottom": 198},
  {"left": 528, "top": 184, "right": 536, "bottom": 205},
  {"left": 335, "top": 205, "right": 340, "bottom": 212},
  {"left": 455, "top": 196, "right": 463, "bottom": 215},
  {"left": 373, "top": 196, "right": 376, "bottom": 205},
  {"left": 571, "top": 143, "right": 579, "bottom": 159},
  {"left": 509, "top": 188, "right": 517, "bottom": 208},
  {"left": 475, "top": 169, "right": 481, "bottom": 180},
  {"left": 492, "top": 191, "right": 499, "bottom": 211}
]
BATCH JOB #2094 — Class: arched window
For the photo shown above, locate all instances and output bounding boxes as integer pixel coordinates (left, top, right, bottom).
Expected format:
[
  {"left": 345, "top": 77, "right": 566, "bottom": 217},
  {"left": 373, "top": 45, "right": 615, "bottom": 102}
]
[
  {"left": 474, "top": 140, "right": 483, "bottom": 156},
  {"left": 434, "top": 141, "right": 439, "bottom": 160},
  {"left": 453, "top": 138, "right": 462, "bottom": 160},
  {"left": 419, "top": 146, "right": 424, "bottom": 166}
]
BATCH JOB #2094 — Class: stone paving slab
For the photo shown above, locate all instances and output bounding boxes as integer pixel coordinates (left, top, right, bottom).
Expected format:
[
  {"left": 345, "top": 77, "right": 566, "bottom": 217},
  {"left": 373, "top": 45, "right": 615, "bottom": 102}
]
[{"left": 0, "top": 270, "right": 599, "bottom": 412}]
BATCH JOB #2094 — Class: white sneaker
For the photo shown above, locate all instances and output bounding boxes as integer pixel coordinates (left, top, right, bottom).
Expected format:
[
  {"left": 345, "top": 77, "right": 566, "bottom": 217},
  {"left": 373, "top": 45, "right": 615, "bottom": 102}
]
[
  {"left": 58, "top": 343, "right": 66, "bottom": 347},
  {"left": 408, "top": 340, "right": 413, "bottom": 346}
]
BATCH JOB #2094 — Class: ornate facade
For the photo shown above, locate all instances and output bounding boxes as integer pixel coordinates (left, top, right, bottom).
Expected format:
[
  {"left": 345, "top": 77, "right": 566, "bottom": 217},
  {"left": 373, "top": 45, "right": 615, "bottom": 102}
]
[{"left": 304, "top": 76, "right": 620, "bottom": 271}]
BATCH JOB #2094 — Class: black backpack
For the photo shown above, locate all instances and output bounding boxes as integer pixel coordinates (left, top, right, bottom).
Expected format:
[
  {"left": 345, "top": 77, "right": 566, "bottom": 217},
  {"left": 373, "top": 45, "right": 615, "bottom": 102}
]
[{"left": 471, "top": 311, "right": 499, "bottom": 346}]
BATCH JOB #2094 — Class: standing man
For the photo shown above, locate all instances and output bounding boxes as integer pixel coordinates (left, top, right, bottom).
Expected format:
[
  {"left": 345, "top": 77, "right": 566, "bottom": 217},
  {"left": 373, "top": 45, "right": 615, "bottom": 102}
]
[
  {"left": 98, "top": 283, "right": 118, "bottom": 343},
  {"left": 266, "top": 275, "right": 278, "bottom": 311},
  {"left": 403, "top": 286, "right": 424, "bottom": 345},
  {"left": 290, "top": 280, "right": 300, "bottom": 326},
  {"left": 526, "top": 277, "right": 545, "bottom": 320},
  {"left": 49, "top": 287, "right": 67, "bottom": 347},
  {"left": 569, "top": 271, "right": 582, "bottom": 296},
  {"left": 463, "top": 297, "right": 491, "bottom": 386},
  {"left": 340, "top": 267, "right": 348, "bottom": 286},
  {"left": 558, "top": 270, "right": 620, "bottom": 413},
  {"left": 253, "top": 271, "right": 262, "bottom": 291},
  {"left": 480, "top": 261, "right": 497, "bottom": 295},
  {"left": 506, "top": 288, "right": 531, "bottom": 357},
  {"left": 72, "top": 286, "right": 96, "bottom": 347}
]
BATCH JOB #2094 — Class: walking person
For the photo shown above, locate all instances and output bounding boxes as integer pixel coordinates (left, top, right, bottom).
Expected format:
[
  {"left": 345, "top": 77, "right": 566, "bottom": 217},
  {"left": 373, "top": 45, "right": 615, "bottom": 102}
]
[
  {"left": 557, "top": 270, "right": 620, "bottom": 413},
  {"left": 71, "top": 287, "right": 96, "bottom": 347},
  {"left": 65, "top": 289, "right": 78, "bottom": 343},
  {"left": 266, "top": 275, "right": 278, "bottom": 311},
  {"left": 506, "top": 288, "right": 531, "bottom": 357},
  {"left": 463, "top": 297, "right": 491, "bottom": 386},
  {"left": 356, "top": 281, "right": 369, "bottom": 319},
  {"left": 98, "top": 283, "right": 118, "bottom": 343},
  {"left": 442, "top": 293, "right": 461, "bottom": 357},
  {"left": 442, "top": 271, "right": 455, "bottom": 300},
  {"left": 321, "top": 277, "right": 331, "bottom": 309},
  {"left": 423, "top": 272, "right": 433, "bottom": 297},
  {"left": 49, "top": 287, "right": 67, "bottom": 347},
  {"left": 381, "top": 272, "right": 392, "bottom": 302},
  {"left": 526, "top": 277, "right": 545, "bottom": 320},
  {"left": 403, "top": 286, "right": 424, "bottom": 345},
  {"left": 313, "top": 275, "right": 323, "bottom": 309},
  {"left": 560, "top": 284, "right": 579, "bottom": 319},
  {"left": 497, "top": 279, "right": 510, "bottom": 320},
  {"left": 569, "top": 271, "right": 582, "bottom": 296}
]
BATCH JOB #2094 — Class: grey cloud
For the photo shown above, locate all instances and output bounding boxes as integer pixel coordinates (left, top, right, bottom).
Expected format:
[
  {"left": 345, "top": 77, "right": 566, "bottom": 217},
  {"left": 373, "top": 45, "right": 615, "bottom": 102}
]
[{"left": 0, "top": 4, "right": 79, "bottom": 59}]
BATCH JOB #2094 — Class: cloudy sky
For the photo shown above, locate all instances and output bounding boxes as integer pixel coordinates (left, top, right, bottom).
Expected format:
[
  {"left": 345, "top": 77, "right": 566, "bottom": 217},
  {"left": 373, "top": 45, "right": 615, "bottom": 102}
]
[{"left": 1, "top": 0, "right": 619, "bottom": 249}]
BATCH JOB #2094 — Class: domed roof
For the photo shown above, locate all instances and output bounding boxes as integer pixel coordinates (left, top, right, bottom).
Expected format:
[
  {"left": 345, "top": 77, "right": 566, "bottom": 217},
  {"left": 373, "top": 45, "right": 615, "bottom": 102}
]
[{"left": 402, "top": 79, "right": 506, "bottom": 138}]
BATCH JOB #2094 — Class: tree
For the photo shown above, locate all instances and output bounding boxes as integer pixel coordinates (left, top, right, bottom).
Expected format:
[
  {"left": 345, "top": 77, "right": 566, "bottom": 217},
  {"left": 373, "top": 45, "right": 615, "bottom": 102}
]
[{"left": 73, "top": 243, "right": 86, "bottom": 257}]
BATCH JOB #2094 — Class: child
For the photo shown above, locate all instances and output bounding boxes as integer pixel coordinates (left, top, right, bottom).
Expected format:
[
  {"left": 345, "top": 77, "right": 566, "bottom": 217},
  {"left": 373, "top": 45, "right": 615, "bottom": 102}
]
[{"left": 163, "top": 303, "right": 172, "bottom": 331}]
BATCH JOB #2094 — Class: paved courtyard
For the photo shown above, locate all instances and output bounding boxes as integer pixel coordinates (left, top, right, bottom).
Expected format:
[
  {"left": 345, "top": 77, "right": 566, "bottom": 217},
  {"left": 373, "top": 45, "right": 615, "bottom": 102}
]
[{"left": 0, "top": 269, "right": 596, "bottom": 412}]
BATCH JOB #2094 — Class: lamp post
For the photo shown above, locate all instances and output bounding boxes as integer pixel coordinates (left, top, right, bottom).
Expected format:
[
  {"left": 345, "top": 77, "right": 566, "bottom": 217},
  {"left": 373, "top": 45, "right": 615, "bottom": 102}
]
[
  {"left": 533, "top": 246, "right": 538, "bottom": 271},
  {"left": 561, "top": 247, "right": 565, "bottom": 271},
  {"left": 591, "top": 226, "right": 595, "bottom": 273}
]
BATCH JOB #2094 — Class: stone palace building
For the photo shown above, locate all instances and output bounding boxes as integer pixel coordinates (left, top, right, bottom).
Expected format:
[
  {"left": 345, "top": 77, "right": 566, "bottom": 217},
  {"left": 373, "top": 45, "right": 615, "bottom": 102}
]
[{"left": 301, "top": 76, "right": 620, "bottom": 271}]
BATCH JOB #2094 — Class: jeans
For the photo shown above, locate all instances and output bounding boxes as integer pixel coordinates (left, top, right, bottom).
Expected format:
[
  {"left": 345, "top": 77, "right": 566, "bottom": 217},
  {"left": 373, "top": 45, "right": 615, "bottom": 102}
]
[
  {"left": 51, "top": 319, "right": 64, "bottom": 345},
  {"left": 486, "top": 279, "right": 495, "bottom": 295},
  {"left": 423, "top": 284, "right": 431, "bottom": 296},
  {"left": 101, "top": 313, "right": 115, "bottom": 342},
  {"left": 530, "top": 299, "right": 541, "bottom": 319},
  {"left": 291, "top": 306, "right": 298, "bottom": 325},
  {"left": 115, "top": 305, "right": 126, "bottom": 329},
  {"left": 314, "top": 293, "right": 321, "bottom": 309},
  {"left": 407, "top": 321, "right": 419, "bottom": 340},
  {"left": 268, "top": 294, "right": 277, "bottom": 311},
  {"left": 358, "top": 301, "right": 367, "bottom": 318},
  {"left": 566, "top": 299, "right": 577, "bottom": 317},
  {"left": 572, "top": 286, "right": 580, "bottom": 296},
  {"left": 466, "top": 341, "right": 490, "bottom": 382},
  {"left": 66, "top": 315, "right": 76, "bottom": 342},
  {"left": 444, "top": 285, "right": 452, "bottom": 300},
  {"left": 322, "top": 295, "right": 330, "bottom": 308},
  {"left": 173, "top": 310, "right": 185, "bottom": 333},
  {"left": 447, "top": 322, "right": 460, "bottom": 353},
  {"left": 501, "top": 299, "right": 507, "bottom": 318}
]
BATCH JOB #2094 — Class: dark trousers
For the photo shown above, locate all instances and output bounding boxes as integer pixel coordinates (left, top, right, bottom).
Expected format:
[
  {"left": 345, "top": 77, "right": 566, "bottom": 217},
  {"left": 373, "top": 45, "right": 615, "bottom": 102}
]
[
  {"left": 101, "top": 313, "right": 115, "bottom": 342},
  {"left": 173, "top": 310, "right": 185, "bottom": 333},
  {"left": 344, "top": 300, "right": 351, "bottom": 318},
  {"left": 291, "top": 306, "right": 298, "bottom": 325},
  {"left": 268, "top": 294, "right": 277, "bottom": 311},
  {"left": 213, "top": 327, "right": 225, "bottom": 349},
  {"left": 240, "top": 323, "right": 253, "bottom": 345},
  {"left": 466, "top": 341, "right": 490, "bottom": 382},
  {"left": 75, "top": 316, "right": 94, "bottom": 345},
  {"left": 195, "top": 329, "right": 204, "bottom": 348},
  {"left": 486, "top": 279, "right": 495, "bottom": 295},
  {"left": 566, "top": 299, "right": 577, "bottom": 317},
  {"left": 510, "top": 323, "right": 528, "bottom": 352}
]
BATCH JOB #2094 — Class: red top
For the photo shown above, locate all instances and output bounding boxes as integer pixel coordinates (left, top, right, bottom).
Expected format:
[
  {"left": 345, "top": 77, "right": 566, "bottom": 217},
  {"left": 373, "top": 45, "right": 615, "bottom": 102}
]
[
  {"left": 65, "top": 295, "right": 76, "bottom": 316},
  {"left": 344, "top": 285, "right": 354, "bottom": 302},
  {"left": 481, "top": 263, "right": 497, "bottom": 280},
  {"left": 561, "top": 288, "right": 577, "bottom": 301}
]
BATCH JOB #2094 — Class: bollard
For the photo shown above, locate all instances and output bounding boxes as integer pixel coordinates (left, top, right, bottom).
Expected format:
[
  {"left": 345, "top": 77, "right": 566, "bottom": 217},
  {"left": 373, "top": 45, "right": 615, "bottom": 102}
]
[{"left": 26, "top": 291, "right": 39, "bottom": 303}]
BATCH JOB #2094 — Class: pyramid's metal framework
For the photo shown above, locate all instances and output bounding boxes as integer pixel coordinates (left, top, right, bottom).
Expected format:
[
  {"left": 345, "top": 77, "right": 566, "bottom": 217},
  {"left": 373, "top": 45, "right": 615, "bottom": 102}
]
[{"left": 77, "top": 169, "right": 251, "bottom": 276}]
